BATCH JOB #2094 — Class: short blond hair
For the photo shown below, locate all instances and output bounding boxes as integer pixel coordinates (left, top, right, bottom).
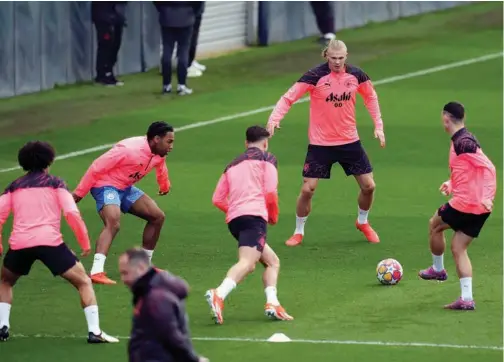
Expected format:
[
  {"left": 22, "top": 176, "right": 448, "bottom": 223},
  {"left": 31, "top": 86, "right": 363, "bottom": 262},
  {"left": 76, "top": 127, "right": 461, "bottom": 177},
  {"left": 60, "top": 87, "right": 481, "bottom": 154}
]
[{"left": 321, "top": 39, "right": 347, "bottom": 58}]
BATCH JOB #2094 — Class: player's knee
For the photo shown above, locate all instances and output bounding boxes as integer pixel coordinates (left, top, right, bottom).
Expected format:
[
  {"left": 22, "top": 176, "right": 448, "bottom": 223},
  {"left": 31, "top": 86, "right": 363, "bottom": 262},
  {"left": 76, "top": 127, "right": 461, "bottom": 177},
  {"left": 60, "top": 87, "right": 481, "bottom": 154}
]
[
  {"left": 450, "top": 241, "right": 466, "bottom": 255},
  {"left": 360, "top": 179, "right": 375, "bottom": 194},
  {"left": 104, "top": 218, "right": 121, "bottom": 233},
  {"left": 301, "top": 183, "right": 316, "bottom": 198},
  {"left": 429, "top": 217, "right": 441, "bottom": 232},
  {"left": 151, "top": 209, "right": 165, "bottom": 225},
  {"left": 240, "top": 259, "right": 257, "bottom": 274},
  {"left": 269, "top": 254, "right": 280, "bottom": 270}
]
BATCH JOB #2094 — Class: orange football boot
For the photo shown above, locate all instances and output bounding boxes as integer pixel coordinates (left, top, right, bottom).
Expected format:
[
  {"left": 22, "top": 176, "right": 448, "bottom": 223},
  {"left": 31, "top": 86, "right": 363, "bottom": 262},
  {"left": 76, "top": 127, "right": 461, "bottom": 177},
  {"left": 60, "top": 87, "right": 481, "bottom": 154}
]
[{"left": 356, "top": 221, "right": 380, "bottom": 243}]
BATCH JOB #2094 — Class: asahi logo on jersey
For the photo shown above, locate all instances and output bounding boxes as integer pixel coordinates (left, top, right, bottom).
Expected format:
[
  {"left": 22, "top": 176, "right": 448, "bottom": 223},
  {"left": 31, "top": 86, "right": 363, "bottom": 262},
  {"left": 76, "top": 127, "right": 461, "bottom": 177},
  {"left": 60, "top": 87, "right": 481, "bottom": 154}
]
[{"left": 325, "top": 92, "right": 352, "bottom": 107}]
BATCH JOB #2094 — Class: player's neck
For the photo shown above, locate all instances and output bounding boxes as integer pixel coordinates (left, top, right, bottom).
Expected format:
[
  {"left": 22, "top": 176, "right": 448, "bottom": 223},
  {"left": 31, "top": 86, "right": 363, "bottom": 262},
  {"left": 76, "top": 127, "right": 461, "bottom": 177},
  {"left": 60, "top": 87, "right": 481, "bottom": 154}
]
[
  {"left": 448, "top": 124, "right": 465, "bottom": 137},
  {"left": 247, "top": 144, "right": 266, "bottom": 152}
]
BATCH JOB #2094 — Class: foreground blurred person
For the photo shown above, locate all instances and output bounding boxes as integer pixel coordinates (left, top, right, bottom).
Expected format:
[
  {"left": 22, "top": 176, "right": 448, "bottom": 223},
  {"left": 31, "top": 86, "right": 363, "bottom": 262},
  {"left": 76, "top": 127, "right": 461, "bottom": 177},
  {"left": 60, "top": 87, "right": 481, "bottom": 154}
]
[
  {"left": 119, "top": 247, "right": 209, "bottom": 362},
  {"left": 206, "top": 126, "right": 293, "bottom": 324},
  {"left": 0, "top": 141, "right": 118, "bottom": 343},
  {"left": 418, "top": 102, "right": 497, "bottom": 310}
]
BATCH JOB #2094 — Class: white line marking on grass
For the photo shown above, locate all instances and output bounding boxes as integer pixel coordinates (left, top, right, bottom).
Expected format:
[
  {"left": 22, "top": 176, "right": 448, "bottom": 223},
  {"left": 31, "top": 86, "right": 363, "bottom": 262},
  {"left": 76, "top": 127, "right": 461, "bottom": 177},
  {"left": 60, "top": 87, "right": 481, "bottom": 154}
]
[
  {"left": 0, "top": 52, "right": 502, "bottom": 174},
  {"left": 11, "top": 333, "right": 504, "bottom": 351}
]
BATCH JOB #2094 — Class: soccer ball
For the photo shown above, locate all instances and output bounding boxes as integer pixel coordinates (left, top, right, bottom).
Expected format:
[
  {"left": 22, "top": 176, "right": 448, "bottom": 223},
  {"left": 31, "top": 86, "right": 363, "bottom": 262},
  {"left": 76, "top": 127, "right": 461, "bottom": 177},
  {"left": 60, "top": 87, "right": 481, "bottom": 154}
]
[{"left": 376, "top": 258, "right": 403, "bottom": 285}]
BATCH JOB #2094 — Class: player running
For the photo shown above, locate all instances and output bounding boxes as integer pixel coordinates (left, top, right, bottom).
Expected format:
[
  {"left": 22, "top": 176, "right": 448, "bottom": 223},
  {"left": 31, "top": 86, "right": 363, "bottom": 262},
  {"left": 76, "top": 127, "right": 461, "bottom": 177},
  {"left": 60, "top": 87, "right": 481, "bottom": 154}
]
[
  {"left": 418, "top": 102, "right": 496, "bottom": 310},
  {"left": 0, "top": 141, "right": 118, "bottom": 343},
  {"left": 266, "top": 39, "right": 386, "bottom": 246},
  {"left": 72, "top": 121, "right": 173, "bottom": 285},
  {"left": 205, "top": 126, "right": 293, "bottom": 324}
]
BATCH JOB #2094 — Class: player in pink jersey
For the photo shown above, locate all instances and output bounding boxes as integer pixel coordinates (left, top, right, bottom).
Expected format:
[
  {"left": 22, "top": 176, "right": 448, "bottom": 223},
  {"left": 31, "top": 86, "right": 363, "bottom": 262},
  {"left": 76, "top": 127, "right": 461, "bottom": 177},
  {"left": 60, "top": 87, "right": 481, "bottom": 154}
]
[
  {"left": 418, "top": 102, "right": 496, "bottom": 310},
  {"left": 72, "top": 121, "right": 173, "bottom": 285},
  {"left": 266, "top": 39, "right": 386, "bottom": 247},
  {"left": 205, "top": 126, "right": 293, "bottom": 324},
  {"left": 0, "top": 141, "right": 118, "bottom": 343}
]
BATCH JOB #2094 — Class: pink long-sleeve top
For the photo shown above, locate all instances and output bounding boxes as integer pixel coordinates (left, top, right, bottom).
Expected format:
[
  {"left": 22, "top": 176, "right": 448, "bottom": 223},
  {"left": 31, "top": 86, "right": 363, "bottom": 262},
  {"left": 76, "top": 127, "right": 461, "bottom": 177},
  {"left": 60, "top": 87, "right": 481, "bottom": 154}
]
[
  {"left": 212, "top": 147, "right": 279, "bottom": 224},
  {"left": 74, "top": 136, "right": 170, "bottom": 198},
  {"left": 268, "top": 63, "right": 383, "bottom": 146},
  {"left": 447, "top": 128, "right": 497, "bottom": 215},
  {"left": 0, "top": 172, "right": 90, "bottom": 252}
]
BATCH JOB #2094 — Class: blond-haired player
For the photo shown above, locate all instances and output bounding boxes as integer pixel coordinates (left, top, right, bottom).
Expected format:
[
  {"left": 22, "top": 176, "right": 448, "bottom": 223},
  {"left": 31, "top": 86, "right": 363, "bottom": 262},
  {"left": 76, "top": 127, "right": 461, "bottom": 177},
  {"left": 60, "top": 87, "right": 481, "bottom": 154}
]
[{"left": 267, "top": 39, "right": 386, "bottom": 246}]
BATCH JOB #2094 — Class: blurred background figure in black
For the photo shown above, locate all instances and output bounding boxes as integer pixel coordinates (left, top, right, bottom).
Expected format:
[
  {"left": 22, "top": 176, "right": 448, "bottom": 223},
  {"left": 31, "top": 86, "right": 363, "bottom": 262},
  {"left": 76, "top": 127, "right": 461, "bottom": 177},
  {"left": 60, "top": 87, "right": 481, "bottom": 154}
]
[
  {"left": 155, "top": 1, "right": 200, "bottom": 96},
  {"left": 310, "top": 1, "right": 336, "bottom": 45},
  {"left": 91, "top": 1, "right": 128, "bottom": 86},
  {"left": 187, "top": 1, "right": 206, "bottom": 78}
]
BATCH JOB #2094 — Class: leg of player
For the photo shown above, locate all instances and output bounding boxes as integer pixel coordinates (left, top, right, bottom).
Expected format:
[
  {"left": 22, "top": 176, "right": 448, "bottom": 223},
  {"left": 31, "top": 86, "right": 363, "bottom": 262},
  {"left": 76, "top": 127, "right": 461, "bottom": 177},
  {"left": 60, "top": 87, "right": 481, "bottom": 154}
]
[
  {"left": 61, "top": 261, "right": 119, "bottom": 343},
  {"left": 89, "top": 205, "right": 122, "bottom": 285},
  {"left": 285, "top": 178, "right": 319, "bottom": 247},
  {"left": 205, "top": 246, "right": 262, "bottom": 324},
  {"left": 444, "top": 231, "right": 475, "bottom": 310},
  {"left": 0, "top": 266, "right": 20, "bottom": 341},
  {"left": 127, "top": 194, "right": 166, "bottom": 265},
  {"left": 260, "top": 244, "right": 293, "bottom": 321},
  {"left": 354, "top": 173, "right": 380, "bottom": 243},
  {"left": 418, "top": 211, "right": 451, "bottom": 281}
]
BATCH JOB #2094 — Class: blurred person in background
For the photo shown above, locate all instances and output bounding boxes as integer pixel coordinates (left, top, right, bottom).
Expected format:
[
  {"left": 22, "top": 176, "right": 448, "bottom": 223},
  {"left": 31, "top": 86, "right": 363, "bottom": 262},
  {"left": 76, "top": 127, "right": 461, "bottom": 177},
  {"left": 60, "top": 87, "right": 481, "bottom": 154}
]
[
  {"left": 310, "top": 1, "right": 336, "bottom": 45},
  {"left": 92, "top": 1, "right": 128, "bottom": 86},
  {"left": 187, "top": 1, "right": 207, "bottom": 78},
  {"left": 120, "top": 248, "right": 209, "bottom": 362},
  {"left": 155, "top": 1, "right": 200, "bottom": 96}
]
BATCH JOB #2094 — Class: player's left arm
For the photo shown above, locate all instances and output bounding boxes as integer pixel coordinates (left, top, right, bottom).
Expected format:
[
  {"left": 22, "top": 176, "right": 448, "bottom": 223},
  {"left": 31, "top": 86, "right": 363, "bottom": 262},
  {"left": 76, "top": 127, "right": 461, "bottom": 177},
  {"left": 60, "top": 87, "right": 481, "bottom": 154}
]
[
  {"left": 212, "top": 173, "right": 229, "bottom": 213},
  {"left": 0, "top": 191, "right": 12, "bottom": 256},
  {"left": 155, "top": 160, "right": 171, "bottom": 195},
  {"left": 264, "top": 155, "right": 279, "bottom": 225},
  {"left": 357, "top": 74, "right": 385, "bottom": 147}
]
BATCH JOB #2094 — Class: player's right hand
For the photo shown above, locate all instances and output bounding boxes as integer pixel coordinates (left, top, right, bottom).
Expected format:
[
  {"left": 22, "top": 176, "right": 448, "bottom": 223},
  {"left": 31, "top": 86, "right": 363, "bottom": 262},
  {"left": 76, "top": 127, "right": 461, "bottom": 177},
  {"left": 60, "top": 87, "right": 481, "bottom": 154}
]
[
  {"left": 72, "top": 193, "right": 82, "bottom": 203},
  {"left": 0, "top": 242, "right": 3, "bottom": 257},
  {"left": 81, "top": 249, "right": 91, "bottom": 257},
  {"left": 267, "top": 122, "right": 280, "bottom": 137},
  {"left": 482, "top": 199, "right": 493, "bottom": 212},
  {"left": 439, "top": 181, "right": 452, "bottom": 196}
]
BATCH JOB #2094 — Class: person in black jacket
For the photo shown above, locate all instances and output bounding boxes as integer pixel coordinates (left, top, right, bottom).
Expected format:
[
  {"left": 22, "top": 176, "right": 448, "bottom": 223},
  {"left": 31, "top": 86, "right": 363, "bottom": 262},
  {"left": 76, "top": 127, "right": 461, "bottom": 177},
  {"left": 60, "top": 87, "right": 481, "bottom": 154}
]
[
  {"left": 119, "top": 248, "right": 209, "bottom": 362},
  {"left": 91, "top": 1, "right": 127, "bottom": 86},
  {"left": 154, "top": 1, "right": 199, "bottom": 96}
]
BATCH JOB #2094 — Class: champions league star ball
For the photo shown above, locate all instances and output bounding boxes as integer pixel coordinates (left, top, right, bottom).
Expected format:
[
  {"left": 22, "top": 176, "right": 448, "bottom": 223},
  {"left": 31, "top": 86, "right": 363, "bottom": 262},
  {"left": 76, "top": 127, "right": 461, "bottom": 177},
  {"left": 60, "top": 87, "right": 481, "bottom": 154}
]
[{"left": 376, "top": 258, "right": 403, "bottom": 285}]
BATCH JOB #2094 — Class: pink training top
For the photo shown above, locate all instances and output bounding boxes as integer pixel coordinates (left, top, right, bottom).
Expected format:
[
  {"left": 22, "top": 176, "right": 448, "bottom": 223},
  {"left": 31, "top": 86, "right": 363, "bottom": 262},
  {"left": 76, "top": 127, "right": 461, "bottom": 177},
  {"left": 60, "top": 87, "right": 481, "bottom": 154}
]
[
  {"left": 212, "top": 147, "right": 279, "bottom": 224},
  {"left": 448, "top": 128, "right": 497, "bottom": 214},
  {"left": 0, "top": 172, "right": 90, "bottom": 251},
  {"left": 74, "top": 136, "right": 170, "bottom": 198},
  {"left": 268, "top": 63, "right": 383, "bottom": 146}
]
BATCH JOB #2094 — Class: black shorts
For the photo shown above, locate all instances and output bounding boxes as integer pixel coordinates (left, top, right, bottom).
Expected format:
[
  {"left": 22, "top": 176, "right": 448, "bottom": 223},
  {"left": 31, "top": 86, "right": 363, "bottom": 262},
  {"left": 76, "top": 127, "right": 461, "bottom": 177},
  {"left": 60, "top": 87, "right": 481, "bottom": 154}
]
[
  {"left": 302, "top": 141, "right": 373, "bottom": 179},
  {"left": 438, "top": 203, "right": 491, "bottom": 238},
  {"left": 3, "top": 243, "right": 79, "bottom": 277},
  {"left": 227, "top": 215, "right": 267, "bottom": 252}
]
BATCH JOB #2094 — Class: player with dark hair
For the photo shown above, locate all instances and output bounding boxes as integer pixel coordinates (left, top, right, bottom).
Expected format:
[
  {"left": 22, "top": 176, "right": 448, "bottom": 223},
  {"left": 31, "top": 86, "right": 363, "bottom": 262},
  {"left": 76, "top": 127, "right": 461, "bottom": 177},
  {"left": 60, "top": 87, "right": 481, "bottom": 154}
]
[
  {"left": 267, "top": 39, "right": 386, "bottom": 247},
  {"left": 0, "top": 141, "right": 118, "bottom": 343},
  {"left": 418, "top": 102, "right": 496, "bottom": 310},
  {"left": 205, "top": 126, "right": 293, "bottom": 324},
  {"left": 72, "top": 121, "right": 174, "bottom": 285}
]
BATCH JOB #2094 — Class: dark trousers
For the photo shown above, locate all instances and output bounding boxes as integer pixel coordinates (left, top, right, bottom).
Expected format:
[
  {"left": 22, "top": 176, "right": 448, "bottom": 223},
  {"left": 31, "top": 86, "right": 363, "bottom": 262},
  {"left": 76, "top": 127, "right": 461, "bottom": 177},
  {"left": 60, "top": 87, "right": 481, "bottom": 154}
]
[
  {"left": 309, "top": 1, "right": 335, "bottom": 35},
  {"left": 161, "top": 26, "right": 193, "bottom": 86},
  {"left": 94, "top": 22, "right": 123, "bottom": 78},
  {"left": 188, "top": 14, "right": 202, "bottom": 66}
]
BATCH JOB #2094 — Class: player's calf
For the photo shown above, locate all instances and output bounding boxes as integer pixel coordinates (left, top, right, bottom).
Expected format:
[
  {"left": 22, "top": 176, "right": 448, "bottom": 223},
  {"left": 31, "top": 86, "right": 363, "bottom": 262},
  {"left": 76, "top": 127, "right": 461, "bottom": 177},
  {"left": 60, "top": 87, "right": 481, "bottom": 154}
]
[{"left": 62, "top": 262, "right": 118, "bottom": 343}]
